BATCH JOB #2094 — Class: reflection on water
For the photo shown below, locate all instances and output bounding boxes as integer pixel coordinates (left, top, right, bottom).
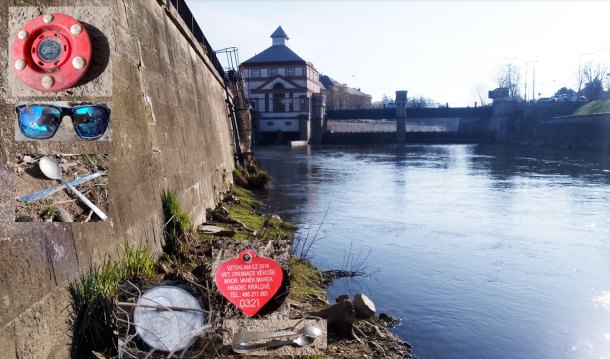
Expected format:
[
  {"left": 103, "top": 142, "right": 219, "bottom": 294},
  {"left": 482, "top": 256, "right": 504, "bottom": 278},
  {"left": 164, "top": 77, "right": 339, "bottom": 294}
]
[
  {"left": 256, "top": 144, "right": 610, "bottom": 359},
  {"left": 594, "top": 292, "right": 610, "bottom": 311}
]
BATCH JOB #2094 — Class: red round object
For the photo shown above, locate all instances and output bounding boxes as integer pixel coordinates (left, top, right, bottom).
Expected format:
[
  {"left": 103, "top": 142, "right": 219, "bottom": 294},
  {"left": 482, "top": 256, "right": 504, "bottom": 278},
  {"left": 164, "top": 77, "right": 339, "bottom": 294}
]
[
  {"left": 11, "top": 13, "right": 92, "bottom": 92},
  {"left": 215, "top": 250, "right": 284, "bottom": 316}
]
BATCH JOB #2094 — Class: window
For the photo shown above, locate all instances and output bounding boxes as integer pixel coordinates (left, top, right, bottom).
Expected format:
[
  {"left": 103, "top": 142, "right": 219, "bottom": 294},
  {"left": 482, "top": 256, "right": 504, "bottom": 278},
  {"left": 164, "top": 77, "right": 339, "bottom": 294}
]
[
  {"left": 269, "top": 68, "right": 277, "bottom": 77},
  {"left": 264, "top": 94, "right": 269, "bottom": 112},
  {"left": 273, "top": 83, "right": 285, "bottom": 112},
  {"left": 252, "top": 68, "right": 260, "bottom": 78},
  {"left": 286, "top": 67, "right": 295, "bottom": 77}
]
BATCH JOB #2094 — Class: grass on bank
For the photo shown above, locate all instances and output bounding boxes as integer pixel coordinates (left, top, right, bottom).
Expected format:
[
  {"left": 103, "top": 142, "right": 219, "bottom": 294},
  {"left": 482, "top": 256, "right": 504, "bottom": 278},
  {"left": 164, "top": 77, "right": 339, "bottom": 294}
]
[
  {"left": 67, "top": 242, "right": 156, "bottom": 356},
  {"left": 224, "top": 187, "right": 296, "bottom": 241},
  {"left": 233, "top": 160, "right": 271, "bottom": 189},
  {"left": 572, "top": 98, "right": 610, "bottom": 116},
  {"left": 162, "top": 190, "right": 195, "bottom": 255},
  {"left": 289, "top": 257, "right": 326, "bottom": 300}
]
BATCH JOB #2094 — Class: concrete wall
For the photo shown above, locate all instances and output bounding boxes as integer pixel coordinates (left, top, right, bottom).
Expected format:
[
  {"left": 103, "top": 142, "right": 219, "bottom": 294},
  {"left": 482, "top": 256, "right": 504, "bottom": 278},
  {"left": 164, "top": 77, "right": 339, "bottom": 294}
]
[
  {"left": 0, "top": 0, "right": 235, "bottom": 357},
  {"left": 536, "top": 114, "right": 610, "bottom": 149},
  {"left": 491, "top": 101, "right": 588, "bottom": 146}
]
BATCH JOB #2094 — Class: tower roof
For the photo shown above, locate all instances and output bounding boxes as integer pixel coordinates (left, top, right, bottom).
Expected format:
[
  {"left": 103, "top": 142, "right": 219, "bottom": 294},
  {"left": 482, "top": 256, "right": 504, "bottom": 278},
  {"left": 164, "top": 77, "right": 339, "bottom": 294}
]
[
  {"left": 270, "top": 26, "right": 289, "bottom": 40},
  {"left": 242, "top": 26, "right": 306, "bottom": 65}
]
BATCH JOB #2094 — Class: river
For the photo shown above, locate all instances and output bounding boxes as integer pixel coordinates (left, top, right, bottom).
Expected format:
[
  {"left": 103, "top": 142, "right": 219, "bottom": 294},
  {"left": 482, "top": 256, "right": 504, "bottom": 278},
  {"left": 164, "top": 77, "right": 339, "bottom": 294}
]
[{"left": 256, "top": 144, "right": 610, "bottom": 359}]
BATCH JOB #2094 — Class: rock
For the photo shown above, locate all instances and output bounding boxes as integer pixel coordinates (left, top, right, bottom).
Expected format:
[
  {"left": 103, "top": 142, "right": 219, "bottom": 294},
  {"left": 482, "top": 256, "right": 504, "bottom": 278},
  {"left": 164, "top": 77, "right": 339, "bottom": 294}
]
[
  {"left": 197, "top": 224, "right": 235, "bottom": 237},
  {"left": 335, "top": 294, "right": 350, "bottom": 303},
  {"left": 271, "top": 213, "right": 281, "bottom": 220},
  {"left": 310, "top": 299, "right": 356, "bottom": 339},
  {"left": 54, "top": 206, "right": 73, "bottom": 222},
  {"left": 354, "top": 293, "right": 376, "bottom": 319}
]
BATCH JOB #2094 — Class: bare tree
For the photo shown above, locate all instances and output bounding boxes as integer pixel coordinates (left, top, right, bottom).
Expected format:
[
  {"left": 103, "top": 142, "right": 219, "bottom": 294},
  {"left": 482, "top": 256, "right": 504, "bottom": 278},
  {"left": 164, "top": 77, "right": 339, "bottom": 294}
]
[
  {"left": 470, "top": 83, "right": 488, "bottom": 106},
  {"left": 577, "top": 60, "right": 609, "bottom": 93},
  {"left": 495, "top": 62, "right": 522, "bottom": 98}
]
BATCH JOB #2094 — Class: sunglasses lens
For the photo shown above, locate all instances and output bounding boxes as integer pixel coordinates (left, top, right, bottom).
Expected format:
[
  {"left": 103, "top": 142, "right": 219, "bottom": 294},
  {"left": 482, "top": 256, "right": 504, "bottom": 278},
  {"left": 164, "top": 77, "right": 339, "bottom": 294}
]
[
  {"left": 18, "top": 106, "right": 62, "bottom": 139},
  {"left": 72, "top": 106, "right": 110, "bottom": 139}
]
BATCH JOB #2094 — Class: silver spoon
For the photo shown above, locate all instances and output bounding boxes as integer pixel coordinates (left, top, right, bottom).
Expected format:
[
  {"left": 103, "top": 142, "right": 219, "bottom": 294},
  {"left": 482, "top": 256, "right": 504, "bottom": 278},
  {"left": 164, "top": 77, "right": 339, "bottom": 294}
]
[
  {"left": 39, "top": 157, "right": 108, "bottom": 221},
  {"left": 232, "top": 325, "right": 322, "bottom": 346},
  {"left": 232, "top": 335, "right": 315, "bottom": 354}
]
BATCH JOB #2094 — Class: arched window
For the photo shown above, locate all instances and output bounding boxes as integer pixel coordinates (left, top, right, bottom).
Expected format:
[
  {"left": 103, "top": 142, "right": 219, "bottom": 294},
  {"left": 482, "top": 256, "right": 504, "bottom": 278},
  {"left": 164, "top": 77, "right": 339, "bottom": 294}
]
[{"left": 273, "top": 83, "right": 285, "bottom": 112}]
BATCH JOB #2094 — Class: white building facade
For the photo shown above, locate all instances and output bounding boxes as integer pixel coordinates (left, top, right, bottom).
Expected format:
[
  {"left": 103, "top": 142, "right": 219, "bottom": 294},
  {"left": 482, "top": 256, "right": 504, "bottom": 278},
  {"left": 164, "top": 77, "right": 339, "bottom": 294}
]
[{"left": 241, "top": 26, "right": 321, "bottom": 143}]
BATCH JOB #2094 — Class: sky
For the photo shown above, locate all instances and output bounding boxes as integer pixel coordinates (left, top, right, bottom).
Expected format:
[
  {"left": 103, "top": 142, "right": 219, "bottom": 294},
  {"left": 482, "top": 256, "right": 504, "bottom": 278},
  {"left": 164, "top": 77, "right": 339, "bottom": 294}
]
[{"left": 186, "top": 0, "right": 610, "bottom": 107}]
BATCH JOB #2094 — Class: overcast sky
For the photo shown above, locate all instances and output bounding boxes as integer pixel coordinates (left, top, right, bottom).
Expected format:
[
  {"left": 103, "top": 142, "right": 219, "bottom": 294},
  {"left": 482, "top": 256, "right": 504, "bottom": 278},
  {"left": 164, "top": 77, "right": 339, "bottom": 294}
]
[{"left": 186, "top": 0, "right": 610, "bottom": 106}]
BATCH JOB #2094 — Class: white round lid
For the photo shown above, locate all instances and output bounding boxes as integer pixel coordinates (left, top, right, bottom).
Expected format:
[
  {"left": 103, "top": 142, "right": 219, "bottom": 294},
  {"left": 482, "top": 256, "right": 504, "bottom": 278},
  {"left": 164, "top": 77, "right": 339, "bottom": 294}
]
[{"left": 133, "top": 286, "right": 205, "bottom": 352}]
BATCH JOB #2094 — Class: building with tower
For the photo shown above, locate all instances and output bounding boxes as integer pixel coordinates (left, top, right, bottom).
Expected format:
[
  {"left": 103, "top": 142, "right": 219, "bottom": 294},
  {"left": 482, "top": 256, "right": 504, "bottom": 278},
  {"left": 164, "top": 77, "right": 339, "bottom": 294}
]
[{"left": 240, "top": 26, "right": 322, "bottom": 143}]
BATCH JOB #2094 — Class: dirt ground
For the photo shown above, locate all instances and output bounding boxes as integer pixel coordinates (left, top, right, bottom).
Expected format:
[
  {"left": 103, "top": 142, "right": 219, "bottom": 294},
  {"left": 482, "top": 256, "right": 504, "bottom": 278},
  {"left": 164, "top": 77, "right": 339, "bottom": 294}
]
[{"left": 14, "top": 154, "right": 109, "bottom": 222}]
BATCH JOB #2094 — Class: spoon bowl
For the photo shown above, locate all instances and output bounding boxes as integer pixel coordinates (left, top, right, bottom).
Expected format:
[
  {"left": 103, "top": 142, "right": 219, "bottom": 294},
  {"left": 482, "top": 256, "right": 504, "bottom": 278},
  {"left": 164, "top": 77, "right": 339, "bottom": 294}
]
[
  {"left": 39, "top": 156, "right": 62, "bottom": 180},
  {"left": 292, "top": 335, "right": 315, "bottom": 346},
  {"left": 299, "top": 325, "right": 322, "bottom": 338}
]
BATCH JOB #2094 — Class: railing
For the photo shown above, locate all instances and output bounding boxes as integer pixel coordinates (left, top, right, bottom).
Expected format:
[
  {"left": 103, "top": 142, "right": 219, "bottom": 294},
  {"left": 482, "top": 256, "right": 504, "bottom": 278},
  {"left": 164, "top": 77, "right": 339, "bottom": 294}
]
[{"left": 168, "top": 0, "right": 228, "bottom": 82}]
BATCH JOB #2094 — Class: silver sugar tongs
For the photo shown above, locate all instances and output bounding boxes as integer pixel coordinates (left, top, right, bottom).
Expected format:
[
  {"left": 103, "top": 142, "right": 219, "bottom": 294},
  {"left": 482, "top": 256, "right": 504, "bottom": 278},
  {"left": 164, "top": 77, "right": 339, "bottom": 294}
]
[
  {"left": 232, "top": 325, "right": 322, "bottom": 346},
  {"left": 231, "top": 325, "right": 322, "bottom": 353}
]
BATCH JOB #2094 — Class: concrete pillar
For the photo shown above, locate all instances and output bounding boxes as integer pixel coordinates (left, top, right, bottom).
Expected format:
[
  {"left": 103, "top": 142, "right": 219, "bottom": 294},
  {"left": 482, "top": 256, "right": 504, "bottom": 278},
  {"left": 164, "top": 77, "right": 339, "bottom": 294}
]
[
  {"left": 395, "top": 90, "right": 408, "bottom": 143},
  {"left": 309, "top": 94, "right": 326, "bottom": 144},
  {"left": 298, "top": 114, "right": 309, "bottom": 141},
  {"left": 298, "top": 96, "right": 312, "bottom": 141}
]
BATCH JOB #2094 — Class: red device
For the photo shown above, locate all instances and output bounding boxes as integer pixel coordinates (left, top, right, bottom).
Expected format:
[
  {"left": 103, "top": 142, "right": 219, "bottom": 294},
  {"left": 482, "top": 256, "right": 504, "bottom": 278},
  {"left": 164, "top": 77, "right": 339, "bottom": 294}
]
[{"left": 11, "top": 13, "right": 92, "bottom": 92}]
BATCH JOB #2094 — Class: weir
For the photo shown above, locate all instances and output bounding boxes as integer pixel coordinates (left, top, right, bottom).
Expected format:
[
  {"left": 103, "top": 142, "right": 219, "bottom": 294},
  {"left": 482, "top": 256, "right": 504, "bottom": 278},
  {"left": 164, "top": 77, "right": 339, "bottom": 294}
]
[{"left": 311, "top": 90, "right": 495, "bottom": 145}]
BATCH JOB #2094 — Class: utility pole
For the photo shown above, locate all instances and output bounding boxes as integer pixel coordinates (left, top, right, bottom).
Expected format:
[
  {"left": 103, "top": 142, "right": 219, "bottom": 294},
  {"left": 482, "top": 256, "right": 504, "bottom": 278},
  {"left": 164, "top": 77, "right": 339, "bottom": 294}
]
[{"left": 532, "top": 66, "right": 536, "bottom": 102}]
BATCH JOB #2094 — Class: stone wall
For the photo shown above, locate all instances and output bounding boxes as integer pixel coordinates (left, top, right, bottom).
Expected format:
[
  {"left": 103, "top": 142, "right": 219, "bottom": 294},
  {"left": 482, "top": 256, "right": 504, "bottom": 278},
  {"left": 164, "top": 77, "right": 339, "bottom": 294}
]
[{"left": 0, "top": 0, "right": 236, "bottom": 357}]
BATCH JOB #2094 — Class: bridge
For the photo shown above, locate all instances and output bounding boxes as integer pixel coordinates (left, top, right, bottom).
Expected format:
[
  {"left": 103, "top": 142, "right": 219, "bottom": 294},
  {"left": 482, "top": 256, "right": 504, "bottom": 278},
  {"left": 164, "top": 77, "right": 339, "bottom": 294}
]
[{"left": 327, "top": 106, "right": 492, "bottom": 120}]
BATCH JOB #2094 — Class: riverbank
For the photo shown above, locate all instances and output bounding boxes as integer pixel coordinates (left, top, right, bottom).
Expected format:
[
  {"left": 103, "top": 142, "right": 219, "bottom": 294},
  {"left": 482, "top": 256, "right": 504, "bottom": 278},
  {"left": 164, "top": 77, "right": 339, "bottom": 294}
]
[
  {"left": 68, "top": 185, "right": 411, "bottom": 358},
  {"left": 192, "top": 186, "right": 412, "bottom": 358}
]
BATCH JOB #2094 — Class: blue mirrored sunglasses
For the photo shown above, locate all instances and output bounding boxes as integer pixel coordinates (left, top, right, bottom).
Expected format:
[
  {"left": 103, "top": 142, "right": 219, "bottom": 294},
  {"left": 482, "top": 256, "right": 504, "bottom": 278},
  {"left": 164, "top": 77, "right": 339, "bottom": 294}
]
[{"left": 16, "top": 104, "right": 110, "bottom": 140}]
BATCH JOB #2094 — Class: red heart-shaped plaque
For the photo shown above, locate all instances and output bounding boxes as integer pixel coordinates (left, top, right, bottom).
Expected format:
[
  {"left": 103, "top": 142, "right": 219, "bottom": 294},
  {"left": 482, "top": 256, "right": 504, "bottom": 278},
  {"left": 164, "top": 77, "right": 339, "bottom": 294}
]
[{"left": 214, "top": 250, "right": 284, "bottom": 316}]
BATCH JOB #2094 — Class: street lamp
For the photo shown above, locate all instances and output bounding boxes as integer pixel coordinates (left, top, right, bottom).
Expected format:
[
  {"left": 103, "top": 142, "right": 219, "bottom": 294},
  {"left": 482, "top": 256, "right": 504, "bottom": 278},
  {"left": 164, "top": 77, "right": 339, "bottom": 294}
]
[{"left": 525, "top": 60, "right": 538, "bottom": 102}]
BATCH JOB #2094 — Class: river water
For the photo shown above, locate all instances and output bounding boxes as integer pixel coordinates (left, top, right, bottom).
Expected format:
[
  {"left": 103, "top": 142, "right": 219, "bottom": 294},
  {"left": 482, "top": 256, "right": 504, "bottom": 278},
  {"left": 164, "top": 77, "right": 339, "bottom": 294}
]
[{"left": 256, "top": 144, "right": 610, "bottom": 359}]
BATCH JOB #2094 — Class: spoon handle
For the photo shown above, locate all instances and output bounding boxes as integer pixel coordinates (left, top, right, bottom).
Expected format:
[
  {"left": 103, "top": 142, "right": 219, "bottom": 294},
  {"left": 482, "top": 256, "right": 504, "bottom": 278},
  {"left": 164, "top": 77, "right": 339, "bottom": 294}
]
[
  {"left": 233, "top": 330, "right": 298, "bottom": 345},
  {"left": 232, "top": 337, "right": 297, "bottom": 354},
  {"left": 62, "top": 179, "right": 108, "bottom": 221}
]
